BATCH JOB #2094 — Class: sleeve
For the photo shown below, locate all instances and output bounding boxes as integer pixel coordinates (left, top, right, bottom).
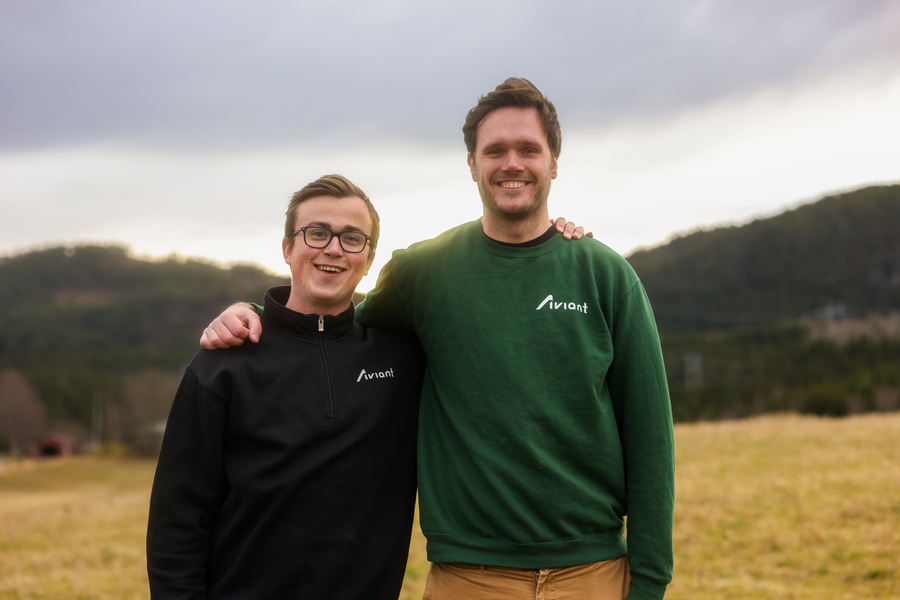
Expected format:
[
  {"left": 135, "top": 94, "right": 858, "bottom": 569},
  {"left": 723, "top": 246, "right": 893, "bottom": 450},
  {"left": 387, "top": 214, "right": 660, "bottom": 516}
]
[
  {"left": 355, "top": 254, "right": 415, "bottom": 332},
  {"left": 607, "top": 281, "right": 675, "bottom": 600},
  {"left": 146, "top": 367, "right": 229, "bottom": 599}
]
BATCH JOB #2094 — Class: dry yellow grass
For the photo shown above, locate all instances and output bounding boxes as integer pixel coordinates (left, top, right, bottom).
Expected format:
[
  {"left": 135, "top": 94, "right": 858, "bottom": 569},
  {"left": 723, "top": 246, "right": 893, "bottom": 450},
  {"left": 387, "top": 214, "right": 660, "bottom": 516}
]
[
  {"left": 0, "top": 456, "right": 157, "bottom": 600},
  {"left": 667, "top": 413, "right": 898, "bottom": 600},
  {"left": 1, "top": 413, "right": 897, "bottom": 599},
  {"left": 399, "top": 501, "right": 429, "bottom": 600}
]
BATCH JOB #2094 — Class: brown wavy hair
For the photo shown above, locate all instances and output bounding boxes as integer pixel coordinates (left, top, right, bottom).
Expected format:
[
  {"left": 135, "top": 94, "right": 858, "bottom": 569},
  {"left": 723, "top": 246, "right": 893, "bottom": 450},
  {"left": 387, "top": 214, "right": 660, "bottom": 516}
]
[{"left": 462, "top": 77, "right": 562, "bottom": 159}]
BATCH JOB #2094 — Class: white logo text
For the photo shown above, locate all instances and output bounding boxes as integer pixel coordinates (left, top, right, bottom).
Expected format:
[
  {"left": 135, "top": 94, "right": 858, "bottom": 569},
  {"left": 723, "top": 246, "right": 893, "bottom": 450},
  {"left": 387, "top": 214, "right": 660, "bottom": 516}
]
[
  {"left": 536, "top": 294, "right": 588, "bottom": 314},
  {"left": 357, "top": 368, "right": 395, "bottom": 382}
]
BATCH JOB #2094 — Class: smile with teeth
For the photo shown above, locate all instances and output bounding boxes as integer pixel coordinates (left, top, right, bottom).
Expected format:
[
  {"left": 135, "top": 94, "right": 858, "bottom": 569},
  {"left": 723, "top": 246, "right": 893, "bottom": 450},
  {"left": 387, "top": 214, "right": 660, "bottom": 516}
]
[
  {"left": 316, "top": 265, "right": 345, "bottom": 273},
  {"left": 500, "top": 181, "right": 527, "bottom": 189}
]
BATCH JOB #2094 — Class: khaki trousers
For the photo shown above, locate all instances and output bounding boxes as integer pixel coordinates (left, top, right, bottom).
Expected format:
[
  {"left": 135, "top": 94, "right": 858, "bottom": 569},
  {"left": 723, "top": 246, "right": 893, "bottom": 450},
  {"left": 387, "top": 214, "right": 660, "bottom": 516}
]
[{"left": 422, "top": 557, "right": 632, "bottom": 600}]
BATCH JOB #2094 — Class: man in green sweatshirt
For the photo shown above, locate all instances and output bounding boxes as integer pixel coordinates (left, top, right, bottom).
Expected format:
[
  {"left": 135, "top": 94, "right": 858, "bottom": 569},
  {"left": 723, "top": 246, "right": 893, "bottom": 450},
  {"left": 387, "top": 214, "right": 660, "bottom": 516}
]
[{"left": 202, "top": 78, "right": 674, "bottom": 600}]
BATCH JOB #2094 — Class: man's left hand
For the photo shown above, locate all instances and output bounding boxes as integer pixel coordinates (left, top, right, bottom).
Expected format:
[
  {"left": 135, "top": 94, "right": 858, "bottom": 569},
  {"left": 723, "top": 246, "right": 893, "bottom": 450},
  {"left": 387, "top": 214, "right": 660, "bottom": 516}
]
[{"left": 553, "top": 217, "right": 594, "bottom": 240}]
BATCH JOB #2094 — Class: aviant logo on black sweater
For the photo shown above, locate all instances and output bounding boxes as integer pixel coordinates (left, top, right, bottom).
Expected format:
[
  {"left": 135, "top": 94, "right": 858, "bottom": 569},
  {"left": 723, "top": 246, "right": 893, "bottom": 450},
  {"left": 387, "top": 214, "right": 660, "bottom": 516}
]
[
  {"left": 536, "top": 294, "right": 588, "bottom": 314},
  {"left": 357, "top": 368, "right": 395, "bottom": 382}
]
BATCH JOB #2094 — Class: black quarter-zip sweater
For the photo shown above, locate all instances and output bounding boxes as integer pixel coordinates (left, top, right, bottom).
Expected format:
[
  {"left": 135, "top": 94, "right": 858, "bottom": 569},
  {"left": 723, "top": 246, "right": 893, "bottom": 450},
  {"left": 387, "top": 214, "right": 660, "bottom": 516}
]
[{"left": 147, "top": 286, "right": 424, "bottom": 599}]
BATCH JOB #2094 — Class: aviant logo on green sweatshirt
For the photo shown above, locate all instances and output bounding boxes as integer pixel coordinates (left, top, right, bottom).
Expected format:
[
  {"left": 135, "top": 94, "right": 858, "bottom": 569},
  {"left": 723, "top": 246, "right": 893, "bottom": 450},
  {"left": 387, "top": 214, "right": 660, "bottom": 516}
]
[{"left": 535, "top": 294, "right": 589, "bottom": 313}]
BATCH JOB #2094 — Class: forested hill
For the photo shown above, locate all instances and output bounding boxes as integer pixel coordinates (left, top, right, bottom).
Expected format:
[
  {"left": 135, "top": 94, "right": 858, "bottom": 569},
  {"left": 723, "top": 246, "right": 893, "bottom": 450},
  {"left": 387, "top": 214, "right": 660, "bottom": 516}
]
[
  {"left": 0, "top": 246, "right": 289, "bottom": 433},
  {"left": 627, "top": 184, "right": 900, "bottom": 330},
  {"left": 3, "top": 185, "right": 899, "bottom": 438},
  {"left": 0, "top": 245, "right": 289, "bottom": 374}
]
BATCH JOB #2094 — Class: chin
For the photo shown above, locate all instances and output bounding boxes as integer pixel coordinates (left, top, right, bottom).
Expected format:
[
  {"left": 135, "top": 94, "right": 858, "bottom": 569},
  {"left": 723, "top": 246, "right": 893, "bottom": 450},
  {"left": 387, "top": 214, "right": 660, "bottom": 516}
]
[{"left": 491, "top": 202, "right": 542, "bottom": 220}]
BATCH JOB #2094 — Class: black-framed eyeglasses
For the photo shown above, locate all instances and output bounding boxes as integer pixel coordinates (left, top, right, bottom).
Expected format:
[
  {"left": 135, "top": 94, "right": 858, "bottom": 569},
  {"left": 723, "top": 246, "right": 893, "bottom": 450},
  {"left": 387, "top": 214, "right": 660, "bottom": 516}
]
[{"left": 291, "top": 226, "right": 371, "bottom": 253}]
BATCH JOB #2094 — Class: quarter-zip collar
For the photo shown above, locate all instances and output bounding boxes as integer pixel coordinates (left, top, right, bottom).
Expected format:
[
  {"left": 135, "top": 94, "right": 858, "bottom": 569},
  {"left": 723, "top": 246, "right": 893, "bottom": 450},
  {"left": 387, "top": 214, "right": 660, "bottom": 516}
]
[{"left": 262, "top": 286, "right": 355, "bottom": 340}]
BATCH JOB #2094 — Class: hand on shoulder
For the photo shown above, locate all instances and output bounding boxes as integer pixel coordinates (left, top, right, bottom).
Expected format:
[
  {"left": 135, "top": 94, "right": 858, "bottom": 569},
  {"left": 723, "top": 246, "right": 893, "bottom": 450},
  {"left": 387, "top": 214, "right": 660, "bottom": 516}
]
[
  {"left": 200, "top": 302, "right": 262, "bottom": 349},
  {"left": 553, "top": 217, "right": 593, "bottom": 240}
]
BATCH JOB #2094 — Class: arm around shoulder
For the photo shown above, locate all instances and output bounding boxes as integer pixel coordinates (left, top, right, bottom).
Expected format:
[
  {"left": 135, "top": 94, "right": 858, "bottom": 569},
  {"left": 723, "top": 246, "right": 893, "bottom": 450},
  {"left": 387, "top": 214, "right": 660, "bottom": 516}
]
[
  {"left": 355, "top": 256, "right": 414, "bottom": 332},
  {"left": 200, "top": 302, "right": 262, "bottom": 349}
]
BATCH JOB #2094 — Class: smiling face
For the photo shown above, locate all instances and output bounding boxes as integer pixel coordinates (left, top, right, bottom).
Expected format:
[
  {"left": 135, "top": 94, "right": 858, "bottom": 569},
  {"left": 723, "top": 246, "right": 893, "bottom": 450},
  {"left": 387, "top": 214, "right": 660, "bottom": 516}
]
[
  {"left": 281, "top": 195, "right": 375, "bottom": 316},
  {"left": 467, "top": 106, "right": 558, "bottom": 236}
]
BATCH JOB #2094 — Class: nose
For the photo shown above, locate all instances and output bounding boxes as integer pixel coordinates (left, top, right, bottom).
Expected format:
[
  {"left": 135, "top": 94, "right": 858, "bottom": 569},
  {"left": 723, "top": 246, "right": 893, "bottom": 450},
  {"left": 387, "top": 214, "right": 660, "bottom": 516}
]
[
  {"left": 323, "top": 234, "right": 344, "bottom": 254},
  {"left": 502, "top": 152, "right": 523, "bottom": 172}
]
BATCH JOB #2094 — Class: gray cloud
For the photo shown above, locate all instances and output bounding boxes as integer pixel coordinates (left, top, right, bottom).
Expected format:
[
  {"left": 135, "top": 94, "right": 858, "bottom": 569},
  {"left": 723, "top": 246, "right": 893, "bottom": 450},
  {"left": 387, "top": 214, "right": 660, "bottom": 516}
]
[{"left": 2, "top": 0, "right": 899, "bottom": 151}]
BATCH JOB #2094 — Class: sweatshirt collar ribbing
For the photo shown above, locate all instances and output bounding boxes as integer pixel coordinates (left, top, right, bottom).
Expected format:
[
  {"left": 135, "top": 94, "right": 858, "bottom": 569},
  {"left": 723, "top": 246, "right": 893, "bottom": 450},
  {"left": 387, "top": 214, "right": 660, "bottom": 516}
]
[
  {"left": 262, "top": 286, "right": 355, "bottom": 340},
  {"left": 470, "top": 219, "right": 565, "bottom": 258}
]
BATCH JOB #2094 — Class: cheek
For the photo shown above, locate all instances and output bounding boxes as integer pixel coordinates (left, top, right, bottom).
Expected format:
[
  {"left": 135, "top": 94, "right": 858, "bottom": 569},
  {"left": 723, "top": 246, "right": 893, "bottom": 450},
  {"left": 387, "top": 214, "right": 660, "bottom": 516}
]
[{"left": 289, "top": 249, "right": 316, "bottom": 271}]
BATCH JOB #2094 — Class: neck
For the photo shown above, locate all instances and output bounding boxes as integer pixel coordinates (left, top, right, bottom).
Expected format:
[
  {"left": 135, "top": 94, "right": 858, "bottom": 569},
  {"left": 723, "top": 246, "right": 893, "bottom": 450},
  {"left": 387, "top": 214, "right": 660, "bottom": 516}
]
[
  {"left": 285, "top": 293, "right": 351, "bottom": 317},
  {"left": 480, "top": 211, "right": 551, "bottom": 244}
]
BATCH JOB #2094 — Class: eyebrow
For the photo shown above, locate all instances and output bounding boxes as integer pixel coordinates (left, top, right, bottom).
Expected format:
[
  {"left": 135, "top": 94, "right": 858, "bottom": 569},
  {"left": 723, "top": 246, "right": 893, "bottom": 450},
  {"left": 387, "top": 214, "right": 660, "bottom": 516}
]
[
  {"left": 481, "top": 139, "right": 544, "bottom": 152},
  {"left": 305, "top": 221, "right": 366, "bottom": 233}
]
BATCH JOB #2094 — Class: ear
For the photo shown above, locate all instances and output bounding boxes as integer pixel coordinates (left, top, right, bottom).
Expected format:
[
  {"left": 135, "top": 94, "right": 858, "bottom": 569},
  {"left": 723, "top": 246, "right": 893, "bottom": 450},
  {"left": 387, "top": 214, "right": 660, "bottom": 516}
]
[
  {"left": 364, "top": 249, "right": 376, "bottom": 276},
  {"left": 550, "top": 156, "right": 558, "bottom": 180},
  {"left": 282, "top": 237, "right": 293, "bottom": 265},
  {"left": 467, "top": 153, "right": 477, "bottom": 181}
]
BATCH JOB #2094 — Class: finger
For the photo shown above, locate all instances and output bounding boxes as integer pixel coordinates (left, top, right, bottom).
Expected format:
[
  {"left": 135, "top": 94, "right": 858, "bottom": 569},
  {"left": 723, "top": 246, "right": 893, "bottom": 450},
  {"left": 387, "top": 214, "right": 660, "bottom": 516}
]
[
  {"left": 567, "top": 227, "right": 594, "bottom": 239},
  {"left": 211, "top": 318, "right": 248, "bottom": 346},
  {"left": 201, "top": 326, "right": 239, "bottom": 349},
  {"left": 228, "top": 307, "right": 262, "bottom": 343},
  {"left": 248, "top": 316, "right": 262, "bottom": 343},
  {"left": 200, "top": 329, "right": 214, "bottom": 350},
  {"left": 551, "top": 217, "right": 573, "bottom": 239},
  {"left": 562, "top": 222, "right": 580, "bottom": 240}
]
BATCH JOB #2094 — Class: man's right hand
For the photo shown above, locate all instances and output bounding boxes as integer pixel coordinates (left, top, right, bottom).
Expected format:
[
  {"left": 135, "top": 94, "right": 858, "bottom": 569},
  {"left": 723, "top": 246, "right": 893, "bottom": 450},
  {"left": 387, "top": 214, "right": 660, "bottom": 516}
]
[{"left": 200, "top": 302, "right": 262, "bottom": 349}]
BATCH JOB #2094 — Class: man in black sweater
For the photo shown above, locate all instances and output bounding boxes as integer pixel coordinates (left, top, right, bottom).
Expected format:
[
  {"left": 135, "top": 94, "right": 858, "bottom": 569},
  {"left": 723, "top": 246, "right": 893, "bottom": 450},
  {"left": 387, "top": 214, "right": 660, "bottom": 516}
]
[{"left": 147, "top": 174, "right": 425, "bottom": 599}]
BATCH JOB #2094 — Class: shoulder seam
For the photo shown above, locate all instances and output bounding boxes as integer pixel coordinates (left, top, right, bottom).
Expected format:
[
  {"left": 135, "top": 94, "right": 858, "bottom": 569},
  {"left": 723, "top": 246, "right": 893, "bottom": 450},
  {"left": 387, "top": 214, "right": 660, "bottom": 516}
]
[
  {"left": 186, "top": 363, "right": 230, "bottom": 407},
  {"left": 611, "top": 278, "right": 643, "bottom": 327}
]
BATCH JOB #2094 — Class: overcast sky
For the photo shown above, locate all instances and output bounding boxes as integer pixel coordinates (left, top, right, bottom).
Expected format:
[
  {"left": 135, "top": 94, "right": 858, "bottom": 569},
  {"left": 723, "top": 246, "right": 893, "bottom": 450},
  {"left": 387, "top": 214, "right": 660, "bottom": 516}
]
[{"left": 2, "top": 0, "right": 899, "bottom": 290}]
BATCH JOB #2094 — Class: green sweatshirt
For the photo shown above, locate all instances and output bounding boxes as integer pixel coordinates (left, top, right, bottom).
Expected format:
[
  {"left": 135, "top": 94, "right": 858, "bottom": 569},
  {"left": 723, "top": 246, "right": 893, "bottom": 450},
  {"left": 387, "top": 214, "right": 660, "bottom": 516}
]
[{"left": 356, "top": 220, "right": 674, "bottom": 600}]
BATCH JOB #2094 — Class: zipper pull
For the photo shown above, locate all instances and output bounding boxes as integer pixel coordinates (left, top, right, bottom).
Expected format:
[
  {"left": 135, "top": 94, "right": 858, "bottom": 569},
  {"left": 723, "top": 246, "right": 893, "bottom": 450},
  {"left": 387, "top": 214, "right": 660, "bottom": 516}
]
[{"left": 318, "top": 316, "right": 324, "bottom": 332}]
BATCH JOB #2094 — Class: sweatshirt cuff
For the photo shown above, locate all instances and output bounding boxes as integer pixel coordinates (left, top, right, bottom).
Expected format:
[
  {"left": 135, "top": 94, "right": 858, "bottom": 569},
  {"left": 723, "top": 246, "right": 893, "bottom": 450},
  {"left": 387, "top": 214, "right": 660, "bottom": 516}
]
[{"left": 627, "top": 575, "right": 669, "bottom": 600}]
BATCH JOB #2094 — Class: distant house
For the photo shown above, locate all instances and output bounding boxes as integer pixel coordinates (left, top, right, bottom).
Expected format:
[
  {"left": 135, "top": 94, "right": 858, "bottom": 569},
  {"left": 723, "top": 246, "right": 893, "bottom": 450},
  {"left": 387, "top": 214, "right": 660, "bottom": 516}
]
[{"left": 30, "top": 433, "right": 75, "bottom": 457}]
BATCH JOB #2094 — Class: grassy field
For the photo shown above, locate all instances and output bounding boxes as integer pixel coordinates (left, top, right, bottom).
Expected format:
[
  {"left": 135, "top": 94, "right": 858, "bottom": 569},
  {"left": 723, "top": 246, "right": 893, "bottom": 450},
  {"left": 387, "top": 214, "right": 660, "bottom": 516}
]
[
  {"left": 667, "top": 413, "right": 898, "bottom": 599},
  {"left": 0, "top": 413, "right": 897, "bottom": 599}
]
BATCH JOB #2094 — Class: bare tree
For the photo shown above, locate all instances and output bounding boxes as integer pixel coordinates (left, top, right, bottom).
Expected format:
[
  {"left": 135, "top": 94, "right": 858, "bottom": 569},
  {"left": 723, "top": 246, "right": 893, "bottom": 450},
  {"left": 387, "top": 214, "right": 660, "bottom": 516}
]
[{"left": 0, "top": 370, "right": 48, "bottom": 457}]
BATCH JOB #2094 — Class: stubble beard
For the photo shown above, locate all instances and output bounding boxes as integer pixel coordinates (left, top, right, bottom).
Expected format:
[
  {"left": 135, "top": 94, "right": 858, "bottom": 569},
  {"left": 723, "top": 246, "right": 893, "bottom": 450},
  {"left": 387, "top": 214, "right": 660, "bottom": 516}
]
[{"left": 478, "top": 174, "right": 552, "bottom": 223}]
